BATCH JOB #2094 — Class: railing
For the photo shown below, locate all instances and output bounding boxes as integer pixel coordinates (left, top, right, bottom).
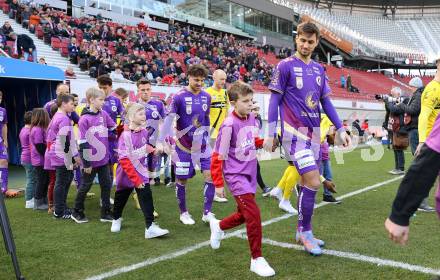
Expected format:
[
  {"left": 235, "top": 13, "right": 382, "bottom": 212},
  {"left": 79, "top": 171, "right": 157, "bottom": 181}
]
[{"left": 0, "top": 49, "right": 10, "bottom": 58}]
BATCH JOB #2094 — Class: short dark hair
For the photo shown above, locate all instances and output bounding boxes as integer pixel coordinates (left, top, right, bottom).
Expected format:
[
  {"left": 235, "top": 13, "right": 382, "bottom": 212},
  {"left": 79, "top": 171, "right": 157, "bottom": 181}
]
[
  {"left": 24, "top": 111, "right": 32, "bottom": 125},
  {"left": 228, "top": 81, "right": 253, "bottom": 102},
  {"left": 187, "top": 64, "right": 208, "bottom": 78},
  {"left": 97, "top": 75, "right": 113, "bottom": 86},
  {"left": 56, "top": 94, "right": 74, "bottom": 108},
  {"left": 71, "top": 93, "right": 78, "bottom": 98},
  {"left": 297, "top": 22, "right": 320, "bottom": 39},
  {"left": 136, "top": 78, "right": 151, "bottom": 88}
]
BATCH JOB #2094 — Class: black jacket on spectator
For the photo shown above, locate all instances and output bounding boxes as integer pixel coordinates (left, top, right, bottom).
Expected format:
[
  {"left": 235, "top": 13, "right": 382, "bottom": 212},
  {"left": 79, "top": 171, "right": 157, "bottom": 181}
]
[
  {"left": 16, "top": 34, "right": 35, "bottom": 55},
  {"left": 387, "top": 87, "right": 423, "bottom": 131},
  {"left": 385, "top": 97, "right": 410, "bottom": 134}
]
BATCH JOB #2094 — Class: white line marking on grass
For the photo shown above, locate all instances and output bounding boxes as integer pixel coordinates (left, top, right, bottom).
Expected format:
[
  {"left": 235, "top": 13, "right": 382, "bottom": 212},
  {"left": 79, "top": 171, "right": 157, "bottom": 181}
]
[
  {"left": 85, "top": 176, "right": 404, "bottom": 280},
  {"left": 246, "top": 237, "right": 440, "bottom": 276}
]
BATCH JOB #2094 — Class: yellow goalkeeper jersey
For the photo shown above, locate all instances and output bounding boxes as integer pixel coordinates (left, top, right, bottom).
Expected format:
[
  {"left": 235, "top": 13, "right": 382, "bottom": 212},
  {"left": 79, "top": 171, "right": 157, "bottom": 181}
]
[
  {"left": 419, "top": 80, "right": 440, "bottom": 142},
  {"left": 206, "top": 86, "right": 229, "bottom": 138}
]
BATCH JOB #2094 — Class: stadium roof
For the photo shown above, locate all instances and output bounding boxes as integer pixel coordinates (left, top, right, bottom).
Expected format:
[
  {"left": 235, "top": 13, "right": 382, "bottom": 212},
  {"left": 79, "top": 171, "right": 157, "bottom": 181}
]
[{"left": 301, "top": 0, "right": 440, "bottom": 8}]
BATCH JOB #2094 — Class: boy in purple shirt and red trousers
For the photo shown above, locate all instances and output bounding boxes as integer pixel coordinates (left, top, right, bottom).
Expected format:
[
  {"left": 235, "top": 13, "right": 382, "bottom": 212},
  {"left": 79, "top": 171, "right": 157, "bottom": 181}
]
[
  {"left": 159, "top": 65, "right": 215, "bottom": 225},
  {"left": 71, "top": 88, "right": 116, "bottom": 223},
  {"left": 209, "top": 81, "right": 275, "bottom": 277}
]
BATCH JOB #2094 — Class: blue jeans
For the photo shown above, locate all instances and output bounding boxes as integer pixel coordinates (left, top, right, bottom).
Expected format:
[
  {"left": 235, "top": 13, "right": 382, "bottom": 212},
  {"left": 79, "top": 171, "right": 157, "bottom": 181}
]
[
  {"left": 408, "top": 129, "right": 419, "bottom": 156},
  {"left": 394, "top": 149, "right": 405, "bottom": 171},
  {"left": 23, "top": 163, "right": 36, "bottom": 200},
  {"left": 320, "top": 159, "right": 333, "bottom": 196},
  {"left": 155, "top": 153, "right": 170, "bottom": 179},
  {"left": 24, "top": 49, "right": 37, "bottom": 62}
]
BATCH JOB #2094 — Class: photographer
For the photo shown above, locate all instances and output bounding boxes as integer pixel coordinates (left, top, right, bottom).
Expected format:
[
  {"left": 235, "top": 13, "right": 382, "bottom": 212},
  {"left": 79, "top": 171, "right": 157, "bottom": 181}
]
[{"left": 377, "top": 87, "right": 408, "bottom": 175}]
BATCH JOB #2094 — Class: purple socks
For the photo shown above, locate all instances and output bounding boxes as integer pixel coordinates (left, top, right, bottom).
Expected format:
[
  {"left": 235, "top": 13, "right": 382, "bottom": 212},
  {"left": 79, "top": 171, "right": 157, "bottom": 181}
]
[
  {"left": 203, "top": 182, "right": 215, "bottom": 215},
  {"left": 0, "top": 167, "right": 8, "bottom": 193},
  {"left": 297, "top": 185, "right": 317, "bottom": 232},
  {"left": 176, "top": 183, "right": 187, "bottom": 213}
]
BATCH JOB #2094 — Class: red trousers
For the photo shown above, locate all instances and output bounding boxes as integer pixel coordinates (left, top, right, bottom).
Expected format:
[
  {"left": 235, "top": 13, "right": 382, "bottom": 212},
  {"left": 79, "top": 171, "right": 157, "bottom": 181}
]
[
  {"left": 47, "top": 170, "right": 56, "bottom": 205},
  {"left": 219, "top": 193, "right": 262, "bottom": 259}
]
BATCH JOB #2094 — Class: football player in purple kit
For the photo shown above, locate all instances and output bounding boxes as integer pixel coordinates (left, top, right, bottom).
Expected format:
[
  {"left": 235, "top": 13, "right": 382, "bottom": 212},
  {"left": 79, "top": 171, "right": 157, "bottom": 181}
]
[
  {"left": 264, "top": 22, "right": 350, "bottom": 256},
  {"left": 158, "top": 64, "right": 215, "bottom": 225},
  {"left": 136, "top": 79, "right": 167, "bottom": 185}
]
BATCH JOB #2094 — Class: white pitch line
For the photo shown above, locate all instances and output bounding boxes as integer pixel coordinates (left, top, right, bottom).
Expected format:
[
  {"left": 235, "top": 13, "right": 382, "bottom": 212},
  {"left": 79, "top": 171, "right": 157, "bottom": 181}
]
[
  {"left": 247, "top": 237, "right": 440, "bottom": 276},
  {"left": 85, "top": 176, "right": 404, "bottom": 280}
]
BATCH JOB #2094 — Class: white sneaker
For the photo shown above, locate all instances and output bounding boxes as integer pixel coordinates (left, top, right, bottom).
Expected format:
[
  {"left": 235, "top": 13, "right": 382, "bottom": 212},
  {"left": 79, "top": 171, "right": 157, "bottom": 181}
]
[
  {"left": 209, "top": 219, "right": 224, "bottom": 249},
  {"left": 213, "top": 194, "right": 228, "bottom": 203},
  {"left": 25, "top": 198, "right": 34, "bottom": 209},
  {"left": 269, "top": 187, "right": 282, "bottom": 201},
  {"left": 180, "top": 212, "right": 195, "bottom": 225},
  {"left": 111, "top": 218, "right": 122, "bottom": 233},
  {"left": 278, "top": 199, "right": 297, "bottom": 214},
  {"left": 110, "top": 198, "right": 114, "bottom": 205},
  {"left": 250, "top": 257, "right": 276, "bottom": 277},
  {"left": 202, "top": 212, "right": 216, "bottom": 223},
  {"left": 145, "top": 223, "right": 169, "bottom": 239}
]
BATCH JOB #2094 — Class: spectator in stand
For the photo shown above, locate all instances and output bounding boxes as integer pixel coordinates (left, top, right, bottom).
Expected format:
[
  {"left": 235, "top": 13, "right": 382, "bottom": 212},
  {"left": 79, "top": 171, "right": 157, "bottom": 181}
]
[
  {"left": 65, "top": 66, "right": 76, "bottom": 79},
  {"left": 110, "top": 67, "right": 130, "bottom": 83},
  {"left": 38, "top": 57, "right": 47, "bottom": 65},
  {"left": 1, "top": 21, "right": 13, "bottom": 40},
  {"left": 340, "top": 74, "right": 346, "bottom": 88},
  {"left": 8, "top": 0, "right": 19, "bottom": 19},
  {"left": 68, "top": 37, "right": 79, "bottom": 64},
  {"left": 20, "top": 6, "right": 31, "bottom": 30},
  {"left": 29, "top": 9, "right": 40, "bottom": 32},
  {"left": 97, "top": 58, "right": 111, "bottom": 76},
  {"left": 346, "top": 74, "right": 352, "bottom": 91},
  {"left": 9, "top": 32, "right": 37, "bottom": 62}
]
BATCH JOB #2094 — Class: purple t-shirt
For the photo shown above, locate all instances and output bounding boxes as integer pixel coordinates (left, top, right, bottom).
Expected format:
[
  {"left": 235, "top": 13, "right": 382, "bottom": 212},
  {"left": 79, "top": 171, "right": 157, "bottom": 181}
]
[
  {"left": 268, "top": 56, "right": 331, "bottom": 142},
  {"left": 143, "top": 99, "right": 165, "bottom": 145},
  {"left": 103, "top": 95, "right": 124, "bottom": 123},
  {"left": 29, "top": 126, "right": 46, "bottom": 166},
  {"left": 168, "top": 88, "right": 211, "bottom": 150},
  {"left": 19, "top": 126, "right": 31, "bottom": 164},
  {"left": 46, "top": 112, "right": 78, "bottom": 168},
  {"left": 78, "top": 109, "right": 116, "bottom": 168},
  {"left": 214, "top": 112, "right": 259, "bottom": 196},
  {"left": 426, "top": 114, "right": 440, "bottom": 153},
  {"left": 116, "top": 128, "right": 154, "bottom": 188}
]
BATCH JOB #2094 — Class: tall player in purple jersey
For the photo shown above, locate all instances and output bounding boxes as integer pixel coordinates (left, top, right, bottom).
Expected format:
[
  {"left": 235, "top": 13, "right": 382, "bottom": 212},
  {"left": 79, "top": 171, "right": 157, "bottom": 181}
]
[
  {"left": 0, "top": 91, "right": 9, "bottom": 196},
  {"left": 137, "top": 79, "right": 167, "bottom": 185},
  {"left": 97, "top": 75, "right": 124, "bottom": 184},
  {"left": 264, "top": 22, "right": 350, "bottom": 256},
  {"left": 159, "top": 64, "right": 215, "bottom": 225}
]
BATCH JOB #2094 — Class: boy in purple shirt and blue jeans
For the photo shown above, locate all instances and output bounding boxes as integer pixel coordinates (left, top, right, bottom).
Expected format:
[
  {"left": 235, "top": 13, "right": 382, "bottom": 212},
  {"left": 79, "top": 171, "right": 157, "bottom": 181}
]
[{"left": 71, "top": 88, "right": 116, "bottom": 223}]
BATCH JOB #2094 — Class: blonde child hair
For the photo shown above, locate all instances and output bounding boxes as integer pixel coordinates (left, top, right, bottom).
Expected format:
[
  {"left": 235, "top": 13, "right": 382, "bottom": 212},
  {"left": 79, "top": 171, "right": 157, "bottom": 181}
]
[{"left": 85, "top": 87, "right": 105, "bottom": 104}]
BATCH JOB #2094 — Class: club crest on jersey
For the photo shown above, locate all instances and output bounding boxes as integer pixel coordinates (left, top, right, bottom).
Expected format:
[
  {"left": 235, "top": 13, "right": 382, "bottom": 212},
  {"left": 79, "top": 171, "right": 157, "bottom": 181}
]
[
  {"left": 316, "top": 76, "right": 321, "bottom": 86},
  {"left": 296, "top": 76, "right": 303, "bottom": 89},
  {"left": 152, "top": 111, "right": 158, "bottom": 118},
  {"left": 112, "top": 105, "right": 117, "bottom": 112},
  {"left": 202, "top": 104, "right": 208, "bottom": 111},
  {"left": 306, "top": 68, "right": 313, "bottom": 75},
  {"left": 306, "top": 92, "right": 318, "bottom": 110}
]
